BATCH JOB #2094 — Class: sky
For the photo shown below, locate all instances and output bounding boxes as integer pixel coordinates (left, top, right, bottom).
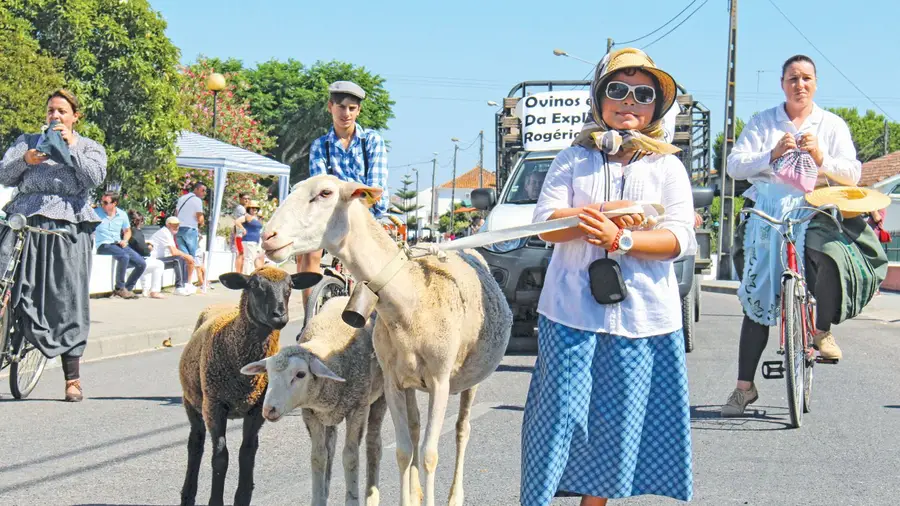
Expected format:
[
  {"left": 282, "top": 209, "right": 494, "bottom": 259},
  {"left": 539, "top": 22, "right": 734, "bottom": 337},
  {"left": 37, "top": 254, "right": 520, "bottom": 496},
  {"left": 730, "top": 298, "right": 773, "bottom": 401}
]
[{"left": 150, "top": 0, "right": 900, "bottom": 194}]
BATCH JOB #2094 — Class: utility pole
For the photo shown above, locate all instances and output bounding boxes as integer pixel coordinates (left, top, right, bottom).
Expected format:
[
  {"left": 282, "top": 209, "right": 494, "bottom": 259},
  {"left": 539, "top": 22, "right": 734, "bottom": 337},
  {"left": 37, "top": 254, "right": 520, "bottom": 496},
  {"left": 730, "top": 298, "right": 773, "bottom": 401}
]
[
  {"left": 412, "top": 167, "right": 419, "bottom": 241},
  {"left": 478, "top": 130, "right": 484, "bottom": 188},
  {"left": 450, "top": 141, "right": 459, "bottom": 231},
  {"left": 717, "top": 0, "right": 739, "bottom": 281},
  {"left": 885, "top": 119, "right": 890, "bottom": 156},
  {"left": 607, "top": 38, "right": 613, "bottom": 53},
  {"left": 430, "top": 155, "right": 437, "bottom": 226}
]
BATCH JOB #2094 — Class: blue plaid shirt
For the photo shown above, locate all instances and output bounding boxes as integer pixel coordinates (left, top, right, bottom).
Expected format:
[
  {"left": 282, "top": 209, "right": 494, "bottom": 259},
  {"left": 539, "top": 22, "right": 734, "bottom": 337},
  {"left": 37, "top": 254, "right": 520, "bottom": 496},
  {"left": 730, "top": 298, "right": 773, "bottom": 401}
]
[{"left": 309, "top": 124, "right": 388, "bottom": 217}]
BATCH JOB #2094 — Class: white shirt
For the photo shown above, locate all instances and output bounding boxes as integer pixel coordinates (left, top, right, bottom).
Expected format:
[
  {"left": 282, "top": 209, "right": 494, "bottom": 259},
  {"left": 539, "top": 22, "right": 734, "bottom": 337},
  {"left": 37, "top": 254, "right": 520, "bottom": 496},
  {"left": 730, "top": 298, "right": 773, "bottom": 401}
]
[
  {"left": 534, "top": 146, "right": 697, "bottom": 338},
  {"left": 149, "top": 227, "right": 178, "bottom": 259},
  {"left": 727, "top": 103, "right": 861, "bottom": 201},
  {"left": 175, "top": 193, "right": 204, "bottom": 229}
]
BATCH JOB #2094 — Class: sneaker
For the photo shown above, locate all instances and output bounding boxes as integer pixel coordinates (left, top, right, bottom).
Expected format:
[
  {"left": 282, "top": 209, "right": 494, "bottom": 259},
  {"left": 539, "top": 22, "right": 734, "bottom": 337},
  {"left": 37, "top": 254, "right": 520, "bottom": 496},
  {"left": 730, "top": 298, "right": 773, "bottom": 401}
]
[
  {"left": 113, "top": 288, "right": 135, "bottom": 299},
  {"left": 814, "top": 331, "right": 843, "bottom": 360},
  {"left": 175, "top": 286, "right": 192, "bottom": 296},
  {"left": 721, "top": 384, "right": 759, "bottom": 417}
]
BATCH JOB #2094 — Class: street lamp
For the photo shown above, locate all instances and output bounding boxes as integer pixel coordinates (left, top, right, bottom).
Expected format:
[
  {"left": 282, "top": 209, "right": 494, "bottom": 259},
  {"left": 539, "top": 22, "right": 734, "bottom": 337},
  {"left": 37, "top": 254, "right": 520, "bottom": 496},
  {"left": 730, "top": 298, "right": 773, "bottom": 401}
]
[
  {"left": 487, "top": 100, "right": 499, "bottom": 107},
  {"left": 430, "top": 152, "right": 438, "bottom": 228},
  {"left": 206, "top": 72, "right": 226, "bottom": 138},
  {"left": 552, "top": 48, "right": 595, "bottom": 65},
  {"left": 450, "top": 138, "right": 460, "bottom": 234}
]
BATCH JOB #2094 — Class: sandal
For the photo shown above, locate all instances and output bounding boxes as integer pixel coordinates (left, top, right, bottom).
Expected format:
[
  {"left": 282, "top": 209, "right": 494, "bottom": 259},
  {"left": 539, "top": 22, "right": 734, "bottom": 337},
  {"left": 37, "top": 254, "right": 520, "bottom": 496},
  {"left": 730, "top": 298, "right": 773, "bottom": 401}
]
[{"left": 65, "top": 380, "right": 83, "bottom": 402}]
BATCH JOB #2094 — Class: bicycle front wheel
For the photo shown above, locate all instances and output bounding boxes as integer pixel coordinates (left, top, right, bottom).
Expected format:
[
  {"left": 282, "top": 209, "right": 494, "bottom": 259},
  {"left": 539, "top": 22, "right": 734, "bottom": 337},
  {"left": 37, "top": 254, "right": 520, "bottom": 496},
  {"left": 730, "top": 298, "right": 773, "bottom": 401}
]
[
  {"left": 0, "top": 305, "right": 11, "bottom": 371},
  {"left": 9, "top": 331, "right": 48, "bottom": 399},
  {"left": 301, "top": 276, "right": 349, "bottom": 336},
  {"left": 782, "top": 277, "right": 804, "bottom": 428}
]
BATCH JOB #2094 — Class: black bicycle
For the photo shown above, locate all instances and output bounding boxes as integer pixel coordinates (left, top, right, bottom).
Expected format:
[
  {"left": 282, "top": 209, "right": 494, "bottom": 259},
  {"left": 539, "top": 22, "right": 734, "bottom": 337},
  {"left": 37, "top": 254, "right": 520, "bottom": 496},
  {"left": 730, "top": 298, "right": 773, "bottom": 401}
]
[{"left": 0, "top": 213, "right": 71, "bottom": 399}]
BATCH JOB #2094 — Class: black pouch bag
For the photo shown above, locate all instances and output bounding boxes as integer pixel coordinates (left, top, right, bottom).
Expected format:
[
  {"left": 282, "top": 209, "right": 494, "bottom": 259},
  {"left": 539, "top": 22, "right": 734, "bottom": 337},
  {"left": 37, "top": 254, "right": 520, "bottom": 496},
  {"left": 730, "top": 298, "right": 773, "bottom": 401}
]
[{"left": 588, "top": 257, "right": 628, "bottom": 304}]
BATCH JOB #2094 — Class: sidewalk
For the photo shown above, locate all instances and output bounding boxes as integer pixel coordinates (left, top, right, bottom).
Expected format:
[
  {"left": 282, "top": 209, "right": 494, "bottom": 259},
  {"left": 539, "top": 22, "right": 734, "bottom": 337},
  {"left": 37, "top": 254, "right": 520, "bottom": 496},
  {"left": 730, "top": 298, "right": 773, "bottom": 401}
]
[{"left": 81, "top": 281, "right": 306, "bottom": 363}]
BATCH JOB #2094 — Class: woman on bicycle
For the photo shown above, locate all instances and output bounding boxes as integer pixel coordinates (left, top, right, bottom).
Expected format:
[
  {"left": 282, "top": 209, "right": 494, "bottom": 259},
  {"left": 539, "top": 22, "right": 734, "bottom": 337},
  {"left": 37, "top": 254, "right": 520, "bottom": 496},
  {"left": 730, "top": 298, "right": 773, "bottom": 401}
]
[
  {"left": 521, "top": 48, "right": 695, "bottom": 506},
  {"left": 233, "top": 200, "right": 264, "bottom": 274},
  {"left": 721, "top": 55, "right": 888, "bottom": 417},
  {"left": 0, "top": 89, "right": 107, "bottom": 402}
]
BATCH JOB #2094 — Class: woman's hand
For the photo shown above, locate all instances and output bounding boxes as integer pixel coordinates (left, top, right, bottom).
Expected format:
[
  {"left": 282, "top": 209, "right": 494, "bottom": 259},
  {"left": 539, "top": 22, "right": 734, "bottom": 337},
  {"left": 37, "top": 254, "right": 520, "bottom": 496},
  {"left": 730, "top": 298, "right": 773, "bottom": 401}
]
[
  {"left": 798, "top": 132, "right": 824, "bottom": 166},
  {"left": 24, "top": 149, "right": 49, "bottom": 165},
  {"left": 578, "top": 207, "right": 621, "bottom": 250},
  {"left": 588, "top": 200, "right": 644, "bottom": 229},
  {"left": 770, "top": 133, "right": 798, "bottom": 161},
  {"left": 52, "top": 122, "right": 76, "bottom": 146}
]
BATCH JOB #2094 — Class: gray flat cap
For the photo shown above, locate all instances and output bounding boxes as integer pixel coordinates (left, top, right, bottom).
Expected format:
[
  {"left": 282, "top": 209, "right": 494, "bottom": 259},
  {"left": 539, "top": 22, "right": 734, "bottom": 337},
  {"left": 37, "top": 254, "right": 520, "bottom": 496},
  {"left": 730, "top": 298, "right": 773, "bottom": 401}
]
[{"left": 328, "top": 81, "right": 366, "bottom": 100}]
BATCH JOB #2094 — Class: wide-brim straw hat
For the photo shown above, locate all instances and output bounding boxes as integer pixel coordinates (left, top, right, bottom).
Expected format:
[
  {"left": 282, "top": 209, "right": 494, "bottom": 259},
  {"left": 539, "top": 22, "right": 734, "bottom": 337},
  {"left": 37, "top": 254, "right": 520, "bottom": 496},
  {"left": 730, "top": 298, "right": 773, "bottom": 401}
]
[
  {"left": 805, "top": 186, "right": 891, "bottom": 218},
  {"left": 247, "top": 200, "right": 261, "bottom": 210},
  {"left": 593, "top": 48, "right": 678, "bottom": 122}
]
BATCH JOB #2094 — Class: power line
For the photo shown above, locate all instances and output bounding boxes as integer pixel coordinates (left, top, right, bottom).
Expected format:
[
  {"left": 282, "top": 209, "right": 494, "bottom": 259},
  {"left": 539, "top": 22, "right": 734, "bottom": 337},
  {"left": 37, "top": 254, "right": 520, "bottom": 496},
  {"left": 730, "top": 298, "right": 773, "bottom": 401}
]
[
  {"left": 642, "top": 0, "right": 709, "bottom": 50},
  {"left": 766, "top": 0, "right": 895, "bottom": 121},
  {"left": 615, "top": 1, "right": 698, "bottom": 46}
]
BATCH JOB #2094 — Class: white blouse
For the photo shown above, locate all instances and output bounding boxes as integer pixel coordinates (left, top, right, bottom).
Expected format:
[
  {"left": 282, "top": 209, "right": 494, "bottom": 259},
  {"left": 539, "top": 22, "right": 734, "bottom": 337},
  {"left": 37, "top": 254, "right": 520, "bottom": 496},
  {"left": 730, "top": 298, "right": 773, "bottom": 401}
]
[
  {"left": 727, "top": 103, "right": 861, "bottom": 200},
  {"left": 533, "top": 146, "right": 696, "bottom": 338}
]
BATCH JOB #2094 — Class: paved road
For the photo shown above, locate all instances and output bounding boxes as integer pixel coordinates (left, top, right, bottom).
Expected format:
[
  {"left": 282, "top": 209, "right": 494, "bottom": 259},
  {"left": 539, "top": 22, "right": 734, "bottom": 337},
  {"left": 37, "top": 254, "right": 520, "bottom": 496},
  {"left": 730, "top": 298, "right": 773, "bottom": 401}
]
[{"left": 1, "top": 292, "right": 898, "bottom": 505}]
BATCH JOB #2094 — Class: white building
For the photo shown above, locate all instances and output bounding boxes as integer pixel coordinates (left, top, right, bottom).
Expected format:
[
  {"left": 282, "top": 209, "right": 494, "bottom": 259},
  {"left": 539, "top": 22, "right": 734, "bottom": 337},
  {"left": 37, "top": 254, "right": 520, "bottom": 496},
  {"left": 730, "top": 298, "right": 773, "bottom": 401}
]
[{"left": 412, "top": 167, "right": 496, "bottom": 226}]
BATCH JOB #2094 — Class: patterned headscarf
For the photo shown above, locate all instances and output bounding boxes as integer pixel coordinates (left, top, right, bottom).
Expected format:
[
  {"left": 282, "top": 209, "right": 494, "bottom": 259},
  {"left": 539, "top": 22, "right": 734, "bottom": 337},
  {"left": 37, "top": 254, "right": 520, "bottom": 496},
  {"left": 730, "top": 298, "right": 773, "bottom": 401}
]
[{"left": 572, "top": 48, "right": 680, "bottom": 159}]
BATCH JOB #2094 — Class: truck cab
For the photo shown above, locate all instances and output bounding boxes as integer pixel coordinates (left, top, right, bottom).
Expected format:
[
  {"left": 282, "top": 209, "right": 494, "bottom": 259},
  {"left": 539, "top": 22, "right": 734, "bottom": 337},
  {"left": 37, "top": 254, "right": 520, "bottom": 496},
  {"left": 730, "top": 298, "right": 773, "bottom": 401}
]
[{"left": 475, "top": 80, "right": 714, "bottom": 351}]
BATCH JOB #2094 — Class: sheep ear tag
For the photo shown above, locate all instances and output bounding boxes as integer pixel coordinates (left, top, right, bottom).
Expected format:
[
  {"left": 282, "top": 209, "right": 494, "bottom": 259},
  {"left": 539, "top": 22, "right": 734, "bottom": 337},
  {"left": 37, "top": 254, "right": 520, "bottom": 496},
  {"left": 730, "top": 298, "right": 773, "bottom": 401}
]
[{"left": 357, "top": 190, "right": 379, "bottom": 207}]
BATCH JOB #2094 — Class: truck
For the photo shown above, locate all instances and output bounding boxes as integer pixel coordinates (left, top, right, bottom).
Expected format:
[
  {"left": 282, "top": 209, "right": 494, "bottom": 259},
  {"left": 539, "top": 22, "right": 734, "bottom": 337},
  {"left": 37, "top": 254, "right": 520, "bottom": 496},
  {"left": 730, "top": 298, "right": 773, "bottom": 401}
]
[{"left": 471, "top": 80, "right": 714, "bottom": 352}]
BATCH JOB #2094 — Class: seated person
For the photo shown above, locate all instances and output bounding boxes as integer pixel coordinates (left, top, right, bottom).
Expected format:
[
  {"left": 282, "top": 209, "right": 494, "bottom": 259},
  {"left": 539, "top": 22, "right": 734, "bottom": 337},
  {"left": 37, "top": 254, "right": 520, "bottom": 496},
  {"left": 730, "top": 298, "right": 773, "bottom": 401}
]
[
  {"left": 127, "top": 210, "right": 165, "bottom": 299},
  {"left": 149, "top": 216, "right": 195, "bottom": 296},
  {"left": 95, "top": 192, "right": 145, "bottom": 299}
]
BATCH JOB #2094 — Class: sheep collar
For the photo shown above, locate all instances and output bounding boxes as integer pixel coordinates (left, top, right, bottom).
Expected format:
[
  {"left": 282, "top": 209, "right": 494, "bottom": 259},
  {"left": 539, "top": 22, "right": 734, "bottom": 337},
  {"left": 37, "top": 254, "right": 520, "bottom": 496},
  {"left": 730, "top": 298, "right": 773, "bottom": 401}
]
[{"left": 366, "top": 248, "right": 409, "bottom": 294}]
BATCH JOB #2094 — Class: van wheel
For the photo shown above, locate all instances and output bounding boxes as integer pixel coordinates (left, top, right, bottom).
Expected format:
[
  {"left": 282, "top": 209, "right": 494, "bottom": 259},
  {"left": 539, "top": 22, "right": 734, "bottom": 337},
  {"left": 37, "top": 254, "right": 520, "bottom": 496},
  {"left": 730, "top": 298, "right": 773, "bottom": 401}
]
[{"left": 682, "top": 284, "right": 695, "bottom": 353}]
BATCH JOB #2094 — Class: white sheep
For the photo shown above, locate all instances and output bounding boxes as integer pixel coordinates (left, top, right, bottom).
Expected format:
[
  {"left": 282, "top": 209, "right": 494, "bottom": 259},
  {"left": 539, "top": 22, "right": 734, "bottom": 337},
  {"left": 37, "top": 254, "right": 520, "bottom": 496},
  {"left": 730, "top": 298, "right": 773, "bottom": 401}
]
[
  {"left": 179, "top": 267, "right": 322, "bottom": 506},
  {"left": 260, "top": 176, "right": 513, "bottom": 506},
  {"left": 241, "top": 296, "right": 386, "bottom": 506}
]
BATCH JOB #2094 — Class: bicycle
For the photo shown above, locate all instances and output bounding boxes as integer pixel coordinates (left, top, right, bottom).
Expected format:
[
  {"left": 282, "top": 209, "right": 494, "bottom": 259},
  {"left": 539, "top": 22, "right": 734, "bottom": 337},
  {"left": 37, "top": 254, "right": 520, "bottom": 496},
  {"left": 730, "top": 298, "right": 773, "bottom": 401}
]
[
  {"left": 0, "top": 213, "right": 71, "bottom": 399},
  {"left": 300, "top": 216, "right": 408, "bottom": 331},
  {"left": 743, "top": 203, "right": 843, "bottom": 428}
]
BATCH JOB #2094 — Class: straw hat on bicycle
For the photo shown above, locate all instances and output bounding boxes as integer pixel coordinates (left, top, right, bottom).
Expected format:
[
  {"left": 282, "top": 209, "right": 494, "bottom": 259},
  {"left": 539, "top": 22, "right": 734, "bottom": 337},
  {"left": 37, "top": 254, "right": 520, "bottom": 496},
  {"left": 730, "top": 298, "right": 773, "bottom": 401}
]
[{"left": 805, "top": 186, "right": 891, "bottom": 218}]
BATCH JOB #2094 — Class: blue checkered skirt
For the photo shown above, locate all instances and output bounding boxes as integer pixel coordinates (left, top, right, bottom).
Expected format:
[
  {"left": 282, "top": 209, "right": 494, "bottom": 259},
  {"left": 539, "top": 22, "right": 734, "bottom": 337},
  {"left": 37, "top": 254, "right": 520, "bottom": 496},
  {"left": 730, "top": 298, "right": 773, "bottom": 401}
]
[{"left": 520, "top": 317, "right": 693, "bottom": 505}]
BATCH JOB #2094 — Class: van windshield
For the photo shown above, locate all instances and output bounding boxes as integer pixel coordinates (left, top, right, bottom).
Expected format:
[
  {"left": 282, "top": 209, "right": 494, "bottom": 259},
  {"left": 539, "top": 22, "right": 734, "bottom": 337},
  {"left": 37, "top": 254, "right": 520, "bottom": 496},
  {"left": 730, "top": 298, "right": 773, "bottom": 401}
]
[{"left": 504, "top": 159, "right": 553, "bottom": 204}]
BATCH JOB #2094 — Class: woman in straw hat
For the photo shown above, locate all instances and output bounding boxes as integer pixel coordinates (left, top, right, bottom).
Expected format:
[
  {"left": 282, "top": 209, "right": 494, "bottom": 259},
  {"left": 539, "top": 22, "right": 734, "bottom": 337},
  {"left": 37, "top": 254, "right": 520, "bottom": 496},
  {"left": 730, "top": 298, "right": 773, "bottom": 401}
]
[
  {"left": 233, "top": 200, "right": 265, "bottom": 274},
  {"left": 721, "top": 55, "right": 888, "bottom": 417},
  {"left": 522, "top": 48, "right": 694, "bottom": 505}
]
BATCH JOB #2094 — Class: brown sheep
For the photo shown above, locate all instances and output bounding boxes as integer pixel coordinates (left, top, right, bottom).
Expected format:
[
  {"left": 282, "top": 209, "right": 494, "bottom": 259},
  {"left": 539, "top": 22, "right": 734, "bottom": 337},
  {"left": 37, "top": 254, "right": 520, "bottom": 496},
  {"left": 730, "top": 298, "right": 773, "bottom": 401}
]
[{"left": 178, "top": 267, "right": 322, "bottom": 506}]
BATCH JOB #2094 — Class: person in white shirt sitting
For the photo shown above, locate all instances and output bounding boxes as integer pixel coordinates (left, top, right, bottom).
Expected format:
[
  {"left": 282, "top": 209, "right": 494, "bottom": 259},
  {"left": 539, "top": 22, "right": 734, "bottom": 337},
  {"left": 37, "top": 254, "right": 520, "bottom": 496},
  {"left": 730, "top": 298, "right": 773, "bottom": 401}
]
[
  {"left": 520, "top": 48, "right": 695, "bottom": 506},
  {"left": 149, "top": 216, "right": 196, "bottom": 296}
]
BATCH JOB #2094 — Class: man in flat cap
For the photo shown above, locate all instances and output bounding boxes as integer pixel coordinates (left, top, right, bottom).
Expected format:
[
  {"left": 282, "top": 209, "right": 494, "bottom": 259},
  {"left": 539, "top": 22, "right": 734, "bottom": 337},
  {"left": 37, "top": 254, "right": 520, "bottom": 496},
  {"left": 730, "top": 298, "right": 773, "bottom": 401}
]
[{"left": 296, "top": 80, "right": 389, "bottom": 304}]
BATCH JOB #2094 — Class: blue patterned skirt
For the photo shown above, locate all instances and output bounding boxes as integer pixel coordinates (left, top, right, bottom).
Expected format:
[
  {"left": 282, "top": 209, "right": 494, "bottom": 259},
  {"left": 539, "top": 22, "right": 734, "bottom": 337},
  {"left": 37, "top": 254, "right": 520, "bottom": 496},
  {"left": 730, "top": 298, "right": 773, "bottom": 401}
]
[{"left": 520, "top": 316, "right": 693, "bottom": 505}]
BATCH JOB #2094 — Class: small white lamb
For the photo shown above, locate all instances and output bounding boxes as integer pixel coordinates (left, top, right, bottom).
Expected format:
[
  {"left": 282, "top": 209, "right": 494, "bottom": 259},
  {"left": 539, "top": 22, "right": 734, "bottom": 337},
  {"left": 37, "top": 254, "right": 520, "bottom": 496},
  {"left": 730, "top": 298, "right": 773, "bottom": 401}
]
[{"left": 242, "top": 296, "right": 386, "bottom": 506}]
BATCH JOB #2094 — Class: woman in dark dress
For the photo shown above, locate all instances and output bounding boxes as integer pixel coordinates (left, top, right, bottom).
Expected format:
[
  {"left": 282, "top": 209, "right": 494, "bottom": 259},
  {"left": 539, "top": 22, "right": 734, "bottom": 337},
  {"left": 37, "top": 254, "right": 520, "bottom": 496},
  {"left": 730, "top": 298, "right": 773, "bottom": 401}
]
[{"left": 0, "top": 89, "right": 107, "bottom": 402}]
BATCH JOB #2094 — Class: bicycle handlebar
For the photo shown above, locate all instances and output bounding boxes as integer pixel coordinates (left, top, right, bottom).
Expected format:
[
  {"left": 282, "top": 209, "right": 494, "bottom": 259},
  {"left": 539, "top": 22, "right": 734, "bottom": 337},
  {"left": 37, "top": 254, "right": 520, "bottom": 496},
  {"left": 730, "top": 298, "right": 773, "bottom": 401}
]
[{"left": 740, "top": 204, "right": 843, "bottom": 234}]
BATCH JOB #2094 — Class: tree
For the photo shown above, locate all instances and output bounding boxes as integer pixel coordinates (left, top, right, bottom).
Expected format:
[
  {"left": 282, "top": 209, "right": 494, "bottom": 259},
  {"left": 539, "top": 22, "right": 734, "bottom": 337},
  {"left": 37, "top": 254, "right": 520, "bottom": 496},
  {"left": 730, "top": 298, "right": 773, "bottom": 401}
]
[
  {"left": 7, "top": 0, "right": 186, "bottom": 201},
  {"left": 242, "top": 60, "right": 395, "bottom": 182},
  {"left": 826, "top": 107, "right": 900, "bottom": 162},
  {"left": 0, "top": 6, "right": 64, "bottom": 149},
  {"left": 179, "top": 58, "right": 275, "bottom": 153},
  {"left": 712, "top": 118, "right": 746, "bottom": 175},
  {"left": 393, "top": 174, "right": 422, "bottom": 226},
  {"left": 438, "top": 203, "right": 477, "bottom": 235}
]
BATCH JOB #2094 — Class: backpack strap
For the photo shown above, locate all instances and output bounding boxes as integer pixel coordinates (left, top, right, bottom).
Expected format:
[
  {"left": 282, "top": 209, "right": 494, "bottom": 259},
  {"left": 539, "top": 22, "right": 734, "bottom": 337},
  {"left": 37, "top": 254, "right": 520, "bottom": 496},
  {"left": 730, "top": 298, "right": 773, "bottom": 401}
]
[
  {"left": 361, "top": 136, "right": 369, "bottom": 180},
  {"left": 176, "top": 194, "right": 197, "bottom": 217},
  {"left": 324, "top": 140, "right": 334, "bottom": 175}
]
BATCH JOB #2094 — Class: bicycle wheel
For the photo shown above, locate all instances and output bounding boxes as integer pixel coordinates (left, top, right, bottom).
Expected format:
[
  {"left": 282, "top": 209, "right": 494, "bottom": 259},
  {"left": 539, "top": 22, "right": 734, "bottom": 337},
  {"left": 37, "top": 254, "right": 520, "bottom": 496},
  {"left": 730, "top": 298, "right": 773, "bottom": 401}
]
[
  {"left": 782, "top": 277, "right": 804, "bottom": 428},
  {"left": 0, "top": 305, "right": 10, "bottom": 371},
  {"left": 9, "top": 326, "right": 48, "bottom": 399},
  {"left": 302, "top": 276, "right": 349, "bottom": 333},
  {"left": 803, "top": 299, "right": 815, "bottom": 414},
  {"left": 681, "top": 284, "right": 695, "bottom": 353}
]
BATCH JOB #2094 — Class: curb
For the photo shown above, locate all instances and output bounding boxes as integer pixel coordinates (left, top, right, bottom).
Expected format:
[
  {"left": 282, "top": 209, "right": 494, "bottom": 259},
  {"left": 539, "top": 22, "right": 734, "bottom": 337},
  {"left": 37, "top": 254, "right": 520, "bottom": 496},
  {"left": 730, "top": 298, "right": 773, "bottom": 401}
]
[{"left": 700, "top": 281, "right": 739, "bottom": 295}]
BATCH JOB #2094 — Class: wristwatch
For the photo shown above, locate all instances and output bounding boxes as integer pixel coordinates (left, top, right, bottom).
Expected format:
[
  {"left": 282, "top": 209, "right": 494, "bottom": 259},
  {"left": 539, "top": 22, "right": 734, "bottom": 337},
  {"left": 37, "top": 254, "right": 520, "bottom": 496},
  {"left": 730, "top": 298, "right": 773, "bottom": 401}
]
[{"left": 610, "top": 229, "right": 633, "bottom": 256}]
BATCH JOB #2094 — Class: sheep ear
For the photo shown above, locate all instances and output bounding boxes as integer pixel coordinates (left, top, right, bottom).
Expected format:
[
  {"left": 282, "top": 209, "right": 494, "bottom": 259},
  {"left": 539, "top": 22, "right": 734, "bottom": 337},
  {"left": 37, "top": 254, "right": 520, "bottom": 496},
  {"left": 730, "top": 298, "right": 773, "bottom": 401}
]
[
  {"left": 220, "top": 272, "right": 250, "bottom": 290},
  {"left": 291, "top": 272, "right": 323, "bottom": 290},
  {"left": 240, "top": 359, "right": 268, "bottom": 376},
  {"left": 310, "top": 357, "right": 345, "bottom": 382},
  {"left": 340, "top": 182, "right": 383, "bottom": 208}
]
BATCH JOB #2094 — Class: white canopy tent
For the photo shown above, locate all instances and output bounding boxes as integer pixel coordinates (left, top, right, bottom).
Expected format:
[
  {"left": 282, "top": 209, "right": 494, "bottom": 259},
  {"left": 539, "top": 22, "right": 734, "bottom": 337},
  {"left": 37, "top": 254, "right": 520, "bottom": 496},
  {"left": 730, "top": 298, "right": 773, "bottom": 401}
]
[{"left": 175, "top": 131, "right": 291, "bottom": 286}]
